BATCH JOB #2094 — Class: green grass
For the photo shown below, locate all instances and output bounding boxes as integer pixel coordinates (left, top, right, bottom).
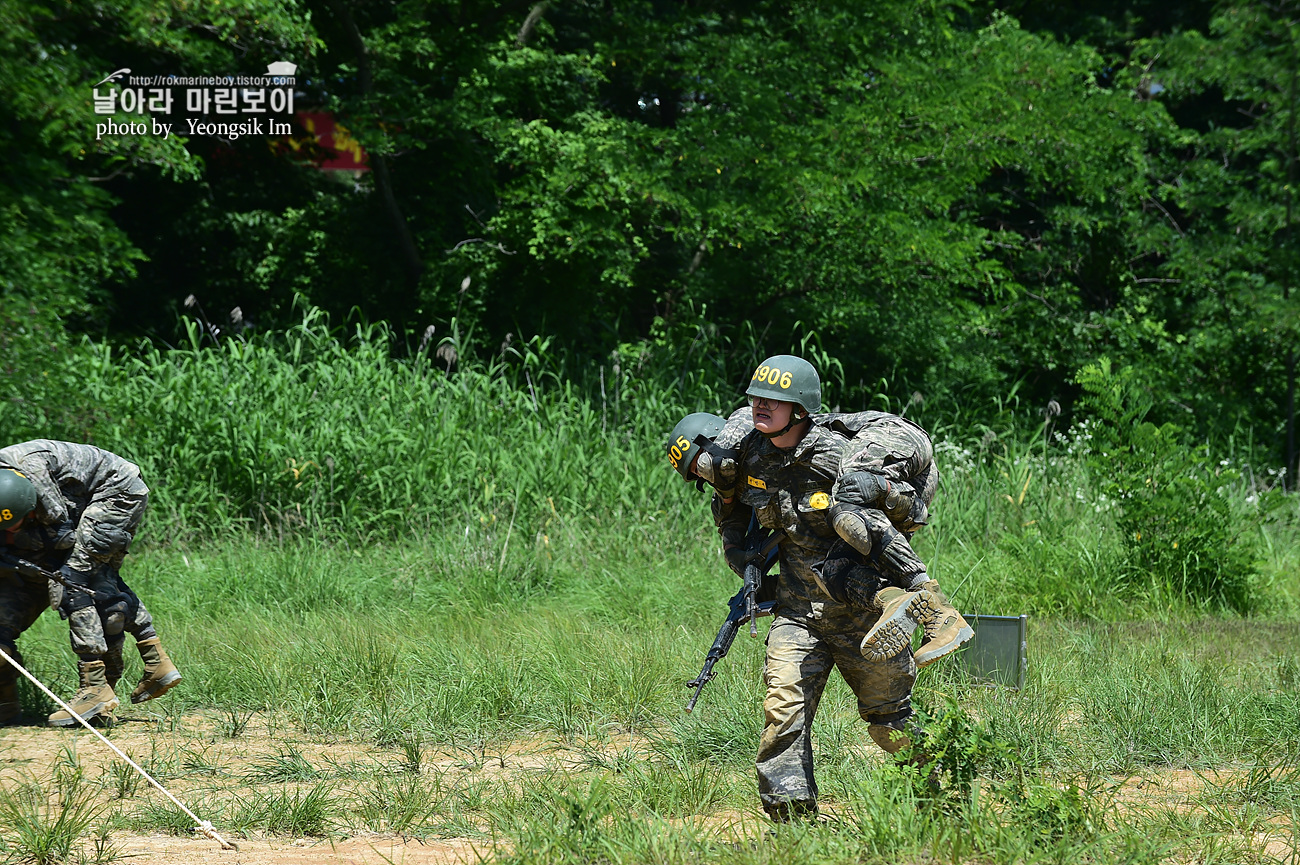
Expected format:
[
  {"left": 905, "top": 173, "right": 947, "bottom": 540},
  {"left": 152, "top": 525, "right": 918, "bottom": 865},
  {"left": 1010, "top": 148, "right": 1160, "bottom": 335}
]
[
  {"left": 2, "top": 311, "right": 1298, "bottom": 860},
  {"left": 4, "top": 305, "right": 1291, "bottom": 615}
]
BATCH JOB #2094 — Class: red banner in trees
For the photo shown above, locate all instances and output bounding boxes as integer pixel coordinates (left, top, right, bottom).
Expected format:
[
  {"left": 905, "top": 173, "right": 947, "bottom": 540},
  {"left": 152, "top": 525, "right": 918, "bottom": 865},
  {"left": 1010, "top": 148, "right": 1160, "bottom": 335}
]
[{"left": 293, "top": 112, "right": 369, "bottom": 171}]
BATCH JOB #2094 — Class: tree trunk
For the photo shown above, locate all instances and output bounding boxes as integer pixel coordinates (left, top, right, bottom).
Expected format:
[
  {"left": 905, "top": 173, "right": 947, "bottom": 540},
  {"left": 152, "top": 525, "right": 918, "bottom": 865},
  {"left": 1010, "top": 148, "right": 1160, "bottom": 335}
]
[{"left": 328, "top": 0, "right": 424, "bottom": 291}]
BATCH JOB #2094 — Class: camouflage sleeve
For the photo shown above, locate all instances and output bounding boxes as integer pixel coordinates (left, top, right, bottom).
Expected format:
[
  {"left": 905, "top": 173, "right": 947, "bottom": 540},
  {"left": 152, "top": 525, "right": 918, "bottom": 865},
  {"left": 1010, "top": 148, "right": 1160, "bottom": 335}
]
[
  {"left": 714, "top": 406, "right": 753, "bottom": 449},
  {"left": 715, "top": 431, "right": 756, "bottom": 544},
  {"left": 17, "top": 454, "right": 67, "bottom": 525},
  {"left": 836, "top": 415, "right": 934, "bottom": 488}
]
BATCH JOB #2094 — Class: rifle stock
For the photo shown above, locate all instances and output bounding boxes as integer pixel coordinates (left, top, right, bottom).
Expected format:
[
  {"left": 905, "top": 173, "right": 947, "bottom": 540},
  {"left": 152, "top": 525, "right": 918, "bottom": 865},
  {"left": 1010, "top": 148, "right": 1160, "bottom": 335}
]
[{"left": 0, "top": 551, "right": 101, "bottom": 600}]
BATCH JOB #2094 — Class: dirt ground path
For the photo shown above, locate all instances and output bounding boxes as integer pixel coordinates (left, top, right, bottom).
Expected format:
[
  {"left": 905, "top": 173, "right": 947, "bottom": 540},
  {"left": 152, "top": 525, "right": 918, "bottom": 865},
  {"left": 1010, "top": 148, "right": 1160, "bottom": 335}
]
[
  {"left": 111, "top": 833, "right": 486, "bottom": 865},
  {"left": 2, "top": 709, "right": 1296, "bottom": 863}
]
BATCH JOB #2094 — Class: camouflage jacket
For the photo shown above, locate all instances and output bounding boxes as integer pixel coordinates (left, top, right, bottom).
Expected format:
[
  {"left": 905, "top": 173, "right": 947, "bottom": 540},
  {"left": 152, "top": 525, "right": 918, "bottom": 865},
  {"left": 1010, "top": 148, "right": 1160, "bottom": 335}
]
[
  {"left": 717, "top": 421, "right": 853, "bottom": 619},
  {"left": 0, "top": 440, "right": 148, "bottom": 529}
]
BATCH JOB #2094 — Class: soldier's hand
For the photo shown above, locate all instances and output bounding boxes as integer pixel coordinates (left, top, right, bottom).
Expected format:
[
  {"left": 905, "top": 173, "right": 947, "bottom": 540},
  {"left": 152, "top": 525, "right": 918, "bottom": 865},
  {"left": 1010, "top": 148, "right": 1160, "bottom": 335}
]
[
  {"left": 714, "top": 457, "right": 738, "bottom": 498},
  {"left": 835, "top": 471, "right": 891, "bottom": 509},
  {"left": 724, "top": 545, "right": 763, "bottom": 577},
  {"left": 58, "top": 564, "right": 91, "bottom": 589}
]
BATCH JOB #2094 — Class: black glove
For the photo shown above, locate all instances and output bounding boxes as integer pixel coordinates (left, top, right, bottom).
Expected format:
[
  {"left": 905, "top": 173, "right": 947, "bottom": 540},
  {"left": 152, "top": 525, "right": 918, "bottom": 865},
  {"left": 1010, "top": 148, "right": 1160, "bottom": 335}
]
[
  {"left": 56, "top": 564, "right": 96, "bottom": 617},
  {"left": 724, "top": 544, "right": 764, "bottom": 577},
  {"left": 835, "top": 471, "right": 892, "bottom": 509},
  {"left": 50, "top": 521, "right": 76, "bottom": 550}
]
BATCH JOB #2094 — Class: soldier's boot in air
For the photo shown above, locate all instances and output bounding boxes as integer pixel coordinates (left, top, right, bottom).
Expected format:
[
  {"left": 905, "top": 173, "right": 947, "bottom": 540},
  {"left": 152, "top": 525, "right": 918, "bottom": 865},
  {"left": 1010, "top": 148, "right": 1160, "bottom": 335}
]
[
  {"left": 131, "top": 637, "right": 181, "bottom": 704},
  {"left": 860, "top": 586, "right": 931, "bottom": 661},
  {"left": 912, "top": 580, "right": 974, "bottom": 668},
  {"left": 861, "top": 585, "right": 974, "bottom": 666},
  {"left": 0, "top": 646, "right": 21, "bottom": 725},
  {"left": 48, "top": 660, "right": 119, "bottom": 727}
]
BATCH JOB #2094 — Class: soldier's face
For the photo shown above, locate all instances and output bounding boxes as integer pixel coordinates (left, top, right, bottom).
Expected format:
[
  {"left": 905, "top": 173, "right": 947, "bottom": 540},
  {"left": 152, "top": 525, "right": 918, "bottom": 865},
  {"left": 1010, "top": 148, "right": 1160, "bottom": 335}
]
[{"left": 751, "top": 396, "right": 795, "bottom": 434}]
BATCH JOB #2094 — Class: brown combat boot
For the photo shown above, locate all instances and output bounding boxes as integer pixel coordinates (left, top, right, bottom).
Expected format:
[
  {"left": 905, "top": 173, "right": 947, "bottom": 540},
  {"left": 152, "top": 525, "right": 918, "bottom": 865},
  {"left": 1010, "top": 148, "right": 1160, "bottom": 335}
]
[
  {"left": 861, "top": 584, "right": 974, "bottom": 667},
  {"left": 48, "top": 660, "right": 119, "bottom": 727},
  {"left": 912, "top": 580, "right": 974, "bottom": 668},
  {"left": 131, "top": 637, "right": 181, "bottom": 704},
  {"left": 860, "top": 586, "right": 930, "bottom": 661}
]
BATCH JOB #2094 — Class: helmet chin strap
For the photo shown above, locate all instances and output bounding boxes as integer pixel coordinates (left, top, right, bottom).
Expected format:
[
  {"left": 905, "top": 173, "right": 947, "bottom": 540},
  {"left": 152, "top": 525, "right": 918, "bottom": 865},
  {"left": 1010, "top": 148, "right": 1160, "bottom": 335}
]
[{"left": 758, "top": 411, "right": 810, "bottom": 440}]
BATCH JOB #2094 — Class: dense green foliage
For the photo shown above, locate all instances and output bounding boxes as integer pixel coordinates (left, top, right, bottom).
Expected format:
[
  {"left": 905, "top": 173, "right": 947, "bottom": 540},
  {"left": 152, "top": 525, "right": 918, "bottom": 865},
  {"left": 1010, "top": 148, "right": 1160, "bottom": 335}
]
[{"left": 2, "top": 0, "right": 1298, "bottom": 467}]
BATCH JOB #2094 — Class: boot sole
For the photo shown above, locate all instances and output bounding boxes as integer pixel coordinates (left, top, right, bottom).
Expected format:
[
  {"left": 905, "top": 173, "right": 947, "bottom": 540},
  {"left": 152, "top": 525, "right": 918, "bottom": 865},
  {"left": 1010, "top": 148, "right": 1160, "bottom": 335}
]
[
  {"left": 914, "top": 623, "right": 975, "bottom": 668},
  {"left": 860, "top": 595, "right": 925, "bottom": 661},
  {"left": 48, "top": 697, "right": 120, "bottom": 727},
  {"left": 131, "top": 671, "right": 182, "bottom": 704}
]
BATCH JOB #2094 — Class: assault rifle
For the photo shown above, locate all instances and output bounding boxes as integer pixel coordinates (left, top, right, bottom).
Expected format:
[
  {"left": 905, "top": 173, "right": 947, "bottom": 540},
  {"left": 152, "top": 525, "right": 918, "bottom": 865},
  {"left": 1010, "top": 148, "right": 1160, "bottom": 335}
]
[
  {"left": 684, "top": 530, "right": 784, "bottom": 713},
  {"left": 0, "top": 551, "right": 105, "bottom": 601}
]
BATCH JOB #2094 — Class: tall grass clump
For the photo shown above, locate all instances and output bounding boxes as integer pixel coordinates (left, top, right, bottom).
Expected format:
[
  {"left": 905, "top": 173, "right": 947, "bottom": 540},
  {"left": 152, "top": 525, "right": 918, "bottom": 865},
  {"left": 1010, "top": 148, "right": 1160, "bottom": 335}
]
[
  {"left": 1075, "top": 358, "right": 1273, "bottom": 611},
  {"left": 0, "top": 760, "right": 115, "bottom": 865},
  {"left": 9, "top": 305, "right": 791, "bottom": 547},
  {"left": 0, "top": 302, "right": 1291, "bottom": 623}
]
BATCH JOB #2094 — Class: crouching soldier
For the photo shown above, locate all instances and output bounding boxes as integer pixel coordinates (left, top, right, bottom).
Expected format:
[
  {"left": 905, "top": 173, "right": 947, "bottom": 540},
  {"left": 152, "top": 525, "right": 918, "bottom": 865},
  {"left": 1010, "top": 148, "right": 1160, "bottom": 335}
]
[{"left": 0, "top": 441, "right": 181, "bottom": 726}]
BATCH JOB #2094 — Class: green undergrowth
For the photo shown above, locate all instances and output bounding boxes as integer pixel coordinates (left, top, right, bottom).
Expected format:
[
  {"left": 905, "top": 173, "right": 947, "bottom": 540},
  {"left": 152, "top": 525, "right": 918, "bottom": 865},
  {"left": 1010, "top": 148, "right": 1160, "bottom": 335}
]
[
  {"left": 2, "top": 305, "right": 1291, "bottom": 615},
  {"left": 6, "top": 528, "right": 1299, "bottom": 862}
]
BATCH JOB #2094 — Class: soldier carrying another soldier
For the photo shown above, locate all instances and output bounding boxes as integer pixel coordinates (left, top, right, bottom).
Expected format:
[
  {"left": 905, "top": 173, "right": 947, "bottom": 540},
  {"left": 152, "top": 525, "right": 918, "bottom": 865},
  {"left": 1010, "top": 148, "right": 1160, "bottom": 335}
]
[
  {"left": 0, "top": 440, "right": 181, "bottom": 727},
  {"left": 668, "top": 355, "right": 970, "bottom": 820}
]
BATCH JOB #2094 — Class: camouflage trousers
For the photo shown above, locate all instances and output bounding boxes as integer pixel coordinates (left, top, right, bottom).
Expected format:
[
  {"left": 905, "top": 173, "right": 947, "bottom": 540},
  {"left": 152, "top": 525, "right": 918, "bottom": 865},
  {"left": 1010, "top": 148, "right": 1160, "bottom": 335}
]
[
  {"left": 62, "top": 491, "right": 154, "bottom": 657},
  {"left": 69, "top": 492, "right": 147, "bottom": 574},
  {"left": 66, "top": 570, "right": 155, "bottom": 658},
  {"left": 757, "top": 607, "right": 915, "bottom": 819},
  {"left": 2, "top": 566, "right": 154, "bottom": 666}
]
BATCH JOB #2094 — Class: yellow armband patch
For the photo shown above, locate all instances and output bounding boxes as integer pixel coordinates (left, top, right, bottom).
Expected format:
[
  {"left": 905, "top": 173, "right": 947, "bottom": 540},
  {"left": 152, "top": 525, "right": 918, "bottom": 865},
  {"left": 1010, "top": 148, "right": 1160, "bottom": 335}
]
[
  {"left": 747, "top": 476, "right": 767, "bottom": 490},
  {"left": 809, "top": 492, "right": 830, "bottom": 510}
]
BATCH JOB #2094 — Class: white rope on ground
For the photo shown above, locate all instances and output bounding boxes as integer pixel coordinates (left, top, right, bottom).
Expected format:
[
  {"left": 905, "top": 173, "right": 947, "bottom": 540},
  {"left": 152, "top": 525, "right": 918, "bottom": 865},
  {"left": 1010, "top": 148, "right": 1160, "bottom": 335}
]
[{"left": 0, "top": 650, "right": 237, "bottom": 851}]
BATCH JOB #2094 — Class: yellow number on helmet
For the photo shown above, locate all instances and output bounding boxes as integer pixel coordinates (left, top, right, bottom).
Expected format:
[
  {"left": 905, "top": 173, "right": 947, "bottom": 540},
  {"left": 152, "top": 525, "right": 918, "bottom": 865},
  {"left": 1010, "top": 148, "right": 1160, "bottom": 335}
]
[
  {"left": 669, "top": 445, "right": 682, "bottom": 465},
  {"left": 754, "top": 365, "right": 770, "bottom": 382},
  {"left": 676, "top": 435, "right": 689, "bottom": 450},
  {"left": 780, "top": 371, "right": 792, "bottom": 389},
  {"left": 0, "top": 509, "right": 11, "bottom": 522},
  {"left": 764, "top": 366, "right": 778, "bottom": 383}
]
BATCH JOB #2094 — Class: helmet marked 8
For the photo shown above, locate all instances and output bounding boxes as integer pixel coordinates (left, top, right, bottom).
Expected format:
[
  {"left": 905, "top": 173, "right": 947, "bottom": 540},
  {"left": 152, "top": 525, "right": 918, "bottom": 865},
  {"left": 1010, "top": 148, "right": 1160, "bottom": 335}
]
[{"left": 0, "top": 469, "right": 37, "bottom": 531}]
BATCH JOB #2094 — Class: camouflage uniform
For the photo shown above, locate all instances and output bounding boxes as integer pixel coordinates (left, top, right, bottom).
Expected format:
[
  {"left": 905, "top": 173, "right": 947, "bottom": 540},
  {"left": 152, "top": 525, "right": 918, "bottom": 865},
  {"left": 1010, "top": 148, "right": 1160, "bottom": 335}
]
[
  {"left": 0, "top": 540, "right": 65, "bottom": 706},
  {"left": 709, "top": 409, "right": 938, "bottom": 602},
  {"left": 0, "top": 441, "right": 157, "bottom": 660},
  {"left": 718, "top": 422, "right": 916, "bottom": 819}
]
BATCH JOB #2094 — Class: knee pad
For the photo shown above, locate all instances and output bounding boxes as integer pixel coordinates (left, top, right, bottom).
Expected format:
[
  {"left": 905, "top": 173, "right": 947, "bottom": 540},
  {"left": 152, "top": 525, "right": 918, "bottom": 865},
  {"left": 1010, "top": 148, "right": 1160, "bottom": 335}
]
[
  {"left": 77, "top": 520, "right": 135, "bottom": 565},
  {"left": 829, "top": 504, "right": 874, "bottom": 556},
  {"left": 100, "top": 598, "right": 130, "bottom": 636}
]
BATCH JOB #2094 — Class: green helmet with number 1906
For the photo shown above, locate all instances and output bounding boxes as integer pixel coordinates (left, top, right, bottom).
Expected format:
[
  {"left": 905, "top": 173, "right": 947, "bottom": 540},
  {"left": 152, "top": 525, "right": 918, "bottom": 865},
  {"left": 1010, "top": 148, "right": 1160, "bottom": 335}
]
[
  {"left": 666, "top": 412, "right": 728, "bottom": 479},
  {"left": 0, "top": 468, "right": 37, "bottom": 531},
  {"left": 745, "top": 355, "right": 821, "bottom": 414}
]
